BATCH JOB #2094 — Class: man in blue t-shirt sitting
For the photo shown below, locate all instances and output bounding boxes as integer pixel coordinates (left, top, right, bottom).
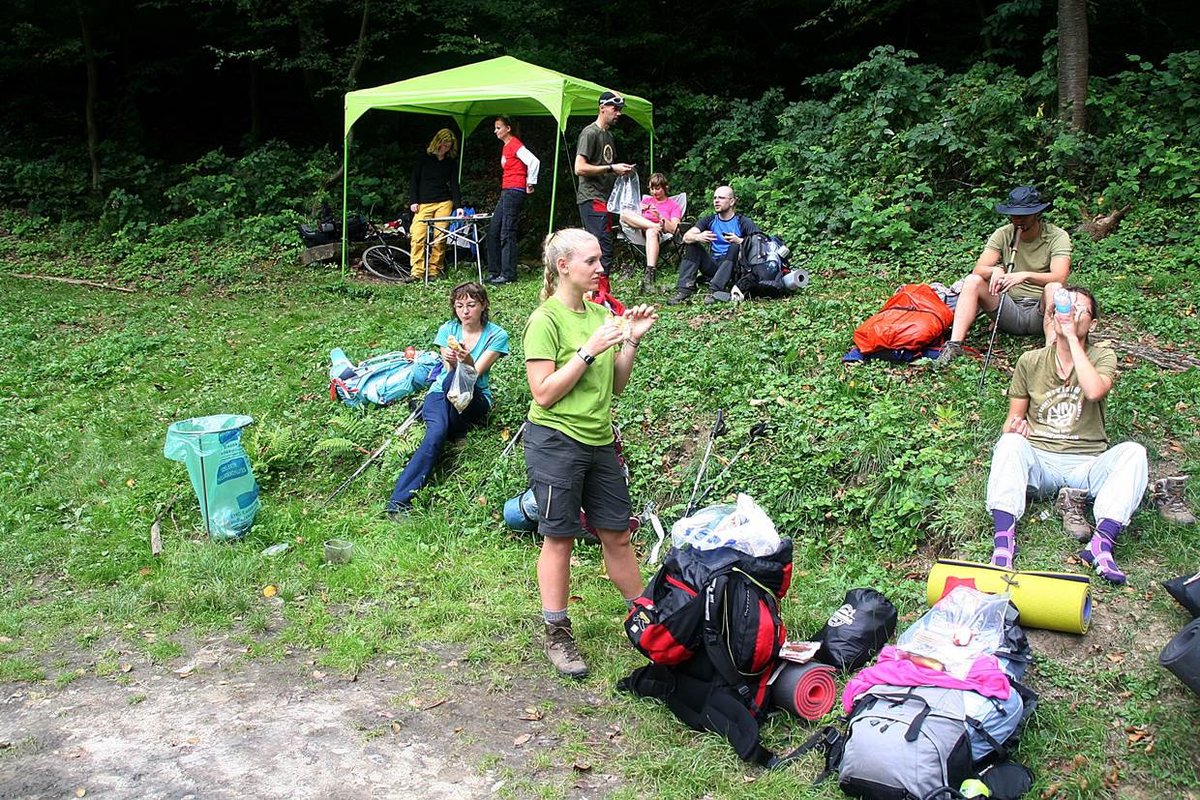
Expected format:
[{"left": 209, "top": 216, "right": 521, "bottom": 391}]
[{"left": 668, "top": 185, "right": 761, "bottom": 305}]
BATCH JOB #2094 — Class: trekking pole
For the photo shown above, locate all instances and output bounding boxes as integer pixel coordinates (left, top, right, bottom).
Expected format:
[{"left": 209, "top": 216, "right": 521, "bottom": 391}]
[
  {"left": 324, "top": 402, "right": 423, "bottom": 505},
  {"left": 977, "top": 225, "right": 1022, "bottom": 395},
  {"left": 690, "top": 422, "right": 771, "bottom": 510},
  {"left": 684, "top": 408, "right": 727, "bottom": 517}
]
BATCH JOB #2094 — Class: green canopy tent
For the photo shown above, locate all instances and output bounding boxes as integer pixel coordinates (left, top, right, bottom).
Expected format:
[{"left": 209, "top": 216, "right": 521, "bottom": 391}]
[{"left": 340, "top": 55, "right": 654, "bottom": 271}]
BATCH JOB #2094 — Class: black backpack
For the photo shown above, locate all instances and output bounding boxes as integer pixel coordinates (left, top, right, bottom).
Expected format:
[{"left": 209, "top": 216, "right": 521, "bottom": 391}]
[
  {"left": 619, "top": 542, "right": 794, "bottom": 766},
  {"left": 735, "top": 232, "right": 793, "bottom": 298}
]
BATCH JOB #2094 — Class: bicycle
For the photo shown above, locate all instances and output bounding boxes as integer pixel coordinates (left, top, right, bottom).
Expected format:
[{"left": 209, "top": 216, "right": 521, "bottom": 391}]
[{"left": 360, "top": 216, "right": 413, "bottom": 282}]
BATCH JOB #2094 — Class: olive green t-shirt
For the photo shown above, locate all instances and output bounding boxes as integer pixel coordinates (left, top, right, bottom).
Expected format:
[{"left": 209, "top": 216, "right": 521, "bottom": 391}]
[
  {"left": 523, "top": 297, "right": 616, "bottom": 446},
  {"left": 985, "top": 222, "right": 1072, "bottom": 300},
  {"left": 575, "top": 122, "right": 616, "bottom": 205},
  {"left": 1008, "top": 343, "right": 1118, "bottom": 454}
]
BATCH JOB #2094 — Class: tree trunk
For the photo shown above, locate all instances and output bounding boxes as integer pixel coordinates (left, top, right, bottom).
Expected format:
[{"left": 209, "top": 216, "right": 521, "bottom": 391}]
[
  {"left": 76, "top": 2, "right": 101, "bottom": 192},
  {"left": 1057, "top": 0, "right": 1089, "bottom": 132}
]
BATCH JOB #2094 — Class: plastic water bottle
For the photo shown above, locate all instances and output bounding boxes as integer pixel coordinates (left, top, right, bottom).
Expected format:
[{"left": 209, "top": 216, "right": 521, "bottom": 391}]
[
  {"left": 764, "top": 241, "right": 781, "bottom": 277},
  {"left": 1053, "top": 288, "right": 1072, "bottom": 314},
  {"left": 1053, "top": 288, "right": 1073, "bottom": 324}
]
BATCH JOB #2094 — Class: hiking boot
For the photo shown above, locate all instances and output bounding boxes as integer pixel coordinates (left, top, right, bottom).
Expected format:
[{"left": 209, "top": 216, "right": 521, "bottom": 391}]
[
  {"left": 544, "top": 621, "right": 588, "bottom": 679},
  {"left": 933, "top": 341, "right": 963, "bottom": 369},
  {"left": 1152, "top": 475, "right": 1196, "bottom": 525},
  {"left": 667, "top": 289, "right": 693, "bottom": 306},
  {"left": 1055, "top": 487, "right": 1092, "bottom": 541}
]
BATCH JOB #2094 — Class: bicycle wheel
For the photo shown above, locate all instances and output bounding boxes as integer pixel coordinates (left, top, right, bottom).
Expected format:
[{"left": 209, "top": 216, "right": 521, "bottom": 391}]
[{"left": 362, "top": 244, "right": 410, "bottom": 281}]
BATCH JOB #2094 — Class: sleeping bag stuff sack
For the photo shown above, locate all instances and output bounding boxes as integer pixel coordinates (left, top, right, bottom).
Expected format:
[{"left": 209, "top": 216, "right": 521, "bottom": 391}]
[
  {"left": 927, "top": 560, "right": 1091, "bottom": 634},
  {"left": 1160, "top": 619, "right": 1200, "bottom": 697},
  {"left": 853, "top": 283, "right": 954, "bottom": 354},
  {"left": 164, "top": 414, "right": 260, "bottom": 541}
]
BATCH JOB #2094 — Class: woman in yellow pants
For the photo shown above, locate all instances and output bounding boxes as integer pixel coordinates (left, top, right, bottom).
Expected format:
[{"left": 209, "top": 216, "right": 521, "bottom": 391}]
[{"left": 409, "top": 129, "right": 462, "bottom": 280}]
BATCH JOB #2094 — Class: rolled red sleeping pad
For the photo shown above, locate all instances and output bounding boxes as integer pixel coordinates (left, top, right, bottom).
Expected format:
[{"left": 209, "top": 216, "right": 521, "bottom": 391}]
[
  {"left": 1160, "top": 618, "right": 1200, "bottom": 697},
  {"left": 771, "top": 662, "right": 837, "bottom": 720}
]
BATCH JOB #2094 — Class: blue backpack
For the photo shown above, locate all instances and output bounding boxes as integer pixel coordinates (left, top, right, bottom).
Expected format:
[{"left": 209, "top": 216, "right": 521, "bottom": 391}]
[{"left": 329, "top": 348, "right": 440, "bottom": 408}]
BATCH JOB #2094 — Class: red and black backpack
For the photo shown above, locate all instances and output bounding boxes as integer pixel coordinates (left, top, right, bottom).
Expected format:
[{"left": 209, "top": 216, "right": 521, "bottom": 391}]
[{"left": 620, "top": 541, "right": 794, "bottom": 766}]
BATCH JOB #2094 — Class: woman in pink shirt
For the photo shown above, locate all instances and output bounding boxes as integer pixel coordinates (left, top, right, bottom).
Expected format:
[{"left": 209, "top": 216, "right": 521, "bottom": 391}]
[
  {"left": 618, "top": 172, "right": 682, "bottom": 287},
  {"left": 485, "top": 115, "right": 540, "bottom": 286}
]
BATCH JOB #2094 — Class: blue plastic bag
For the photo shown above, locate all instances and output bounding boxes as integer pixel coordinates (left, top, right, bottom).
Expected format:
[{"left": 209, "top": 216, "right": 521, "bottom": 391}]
[{"left": 164, "top": 414, "right": 261, "bottom": 541}]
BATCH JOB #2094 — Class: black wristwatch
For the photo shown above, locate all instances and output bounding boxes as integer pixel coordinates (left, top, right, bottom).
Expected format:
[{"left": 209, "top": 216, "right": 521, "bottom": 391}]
[{"left": 577, "top": 348, "right": 596, "bottom": 366}]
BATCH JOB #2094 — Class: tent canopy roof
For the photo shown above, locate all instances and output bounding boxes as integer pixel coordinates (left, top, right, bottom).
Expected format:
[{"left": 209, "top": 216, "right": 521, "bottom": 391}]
[{"left": 343, "top": 56, "right": 653, "bottom": 137}]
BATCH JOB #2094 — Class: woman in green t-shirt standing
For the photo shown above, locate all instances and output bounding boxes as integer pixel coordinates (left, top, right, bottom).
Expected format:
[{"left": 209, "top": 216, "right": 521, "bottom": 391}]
[{"left": 523, "top": 228, "right": 658, "bottom": 678}]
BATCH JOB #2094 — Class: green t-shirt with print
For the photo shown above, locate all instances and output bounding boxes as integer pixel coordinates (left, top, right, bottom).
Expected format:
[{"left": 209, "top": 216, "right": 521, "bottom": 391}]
[
  {"left": 523, "top": 297, "right": 616, "bottom": 446},
  {"left": 985, "top": 222, "right": 1072, "bottom": 300},
  {"left": 1009, "top": 343, "right": 1118, "bottom": 455},
  {"left": 575, "top": 122, "right": 616, "bottom": 205}
]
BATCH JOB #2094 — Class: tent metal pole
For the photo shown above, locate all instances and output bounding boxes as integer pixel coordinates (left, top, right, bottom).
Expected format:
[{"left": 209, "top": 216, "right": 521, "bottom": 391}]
[
  {"left": 341, "top": 134, "right": 350, "bottom": 277},
  {"left": 550, "top": 125, "right": 562, "bottom": 234}
]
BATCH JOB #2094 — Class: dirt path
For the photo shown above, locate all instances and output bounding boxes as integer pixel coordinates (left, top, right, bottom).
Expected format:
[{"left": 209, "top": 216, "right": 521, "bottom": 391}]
[{"left": 0, "top": 637, "right": 626, "bottom": 800}]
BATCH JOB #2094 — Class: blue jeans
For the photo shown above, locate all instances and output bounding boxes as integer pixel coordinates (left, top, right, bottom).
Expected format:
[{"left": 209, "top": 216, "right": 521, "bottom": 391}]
[
  {"left": 487, "top": 189, "right": 526, "bottom": 281},
  {"left": 386, "top": 372, "right": 490, "bottom": 510}
]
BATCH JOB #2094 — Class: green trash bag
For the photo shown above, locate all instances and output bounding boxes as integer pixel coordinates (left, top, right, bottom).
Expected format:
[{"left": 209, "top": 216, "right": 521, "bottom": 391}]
[{"left": 164, "top": 414, "right": 261, "bottom": 541}]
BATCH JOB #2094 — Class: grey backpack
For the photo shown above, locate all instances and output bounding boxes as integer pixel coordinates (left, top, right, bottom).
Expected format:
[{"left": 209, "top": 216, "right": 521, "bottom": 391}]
[{"left": 837, "top": 684, "right": 974, "bottom": 800}]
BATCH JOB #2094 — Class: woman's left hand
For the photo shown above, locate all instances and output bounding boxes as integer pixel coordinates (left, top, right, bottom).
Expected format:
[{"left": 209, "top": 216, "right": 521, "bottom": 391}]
[{"left": 622, "top": 304, "right": 659, "bottom": 341}]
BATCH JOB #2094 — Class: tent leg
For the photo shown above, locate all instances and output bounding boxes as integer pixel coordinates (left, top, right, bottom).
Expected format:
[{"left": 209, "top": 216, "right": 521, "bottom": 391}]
[
  {"left": 341, "top": 136, "right": 350, "bottom": 277},
  {"left": 550, "top": 128, "right": 562, "bottom": 235}
]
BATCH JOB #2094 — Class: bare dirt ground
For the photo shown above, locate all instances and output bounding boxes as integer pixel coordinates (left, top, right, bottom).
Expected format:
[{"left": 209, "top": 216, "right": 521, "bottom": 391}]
[{"left": 0, "top": 635, "right": 627, "bottom": 800}]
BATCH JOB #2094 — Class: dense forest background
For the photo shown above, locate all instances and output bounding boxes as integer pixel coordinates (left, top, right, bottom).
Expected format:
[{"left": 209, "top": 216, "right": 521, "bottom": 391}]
[{"left": 1, "top": 0, "right": 1198, "bottom": 263}]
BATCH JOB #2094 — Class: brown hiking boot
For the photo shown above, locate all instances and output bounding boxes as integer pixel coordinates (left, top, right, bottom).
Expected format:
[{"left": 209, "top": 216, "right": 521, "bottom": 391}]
[
  {"left": 933, "top": 341, "right": 963, "bottom": 369},
  {"left": 1055, "top": 487, "right": 1092, "bottom": 541},
  {"left": 1152, "top": 475, "right": 1196, "bottom": 525},
  {"left": 544, "top": 621, "right": 588, "bottom": 679}
]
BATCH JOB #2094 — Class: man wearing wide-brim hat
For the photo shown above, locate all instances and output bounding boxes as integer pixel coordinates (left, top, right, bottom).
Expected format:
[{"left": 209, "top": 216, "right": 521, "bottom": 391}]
[{"left": 935, "top": 186, "right": 1072, "bottom": 367}]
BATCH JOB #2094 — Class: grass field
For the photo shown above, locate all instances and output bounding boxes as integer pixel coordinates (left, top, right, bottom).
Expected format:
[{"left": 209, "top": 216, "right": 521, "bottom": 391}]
[{"left": 1, "top": 212, "right": 1199, "bottom": 798}]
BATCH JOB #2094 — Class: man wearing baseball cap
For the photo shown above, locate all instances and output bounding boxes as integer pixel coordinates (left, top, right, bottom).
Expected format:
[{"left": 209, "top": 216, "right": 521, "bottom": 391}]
[
  {"left": 574, "top": 91, "right": 637, "bottom": 274},
  {"left": 935, "top": 186, "right": 1072, "bottom": 367}
]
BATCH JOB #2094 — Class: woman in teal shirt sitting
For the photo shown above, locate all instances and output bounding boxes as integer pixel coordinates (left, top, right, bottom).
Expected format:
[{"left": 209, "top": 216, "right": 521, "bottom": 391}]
[{"left": 387, "top": 282, "right": 509, "bottom": 513}]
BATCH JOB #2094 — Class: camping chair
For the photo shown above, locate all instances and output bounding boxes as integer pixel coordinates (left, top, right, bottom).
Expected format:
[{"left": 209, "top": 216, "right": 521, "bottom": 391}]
[{"left": 617, "top": 192, "right": 688, "bottom": 288}]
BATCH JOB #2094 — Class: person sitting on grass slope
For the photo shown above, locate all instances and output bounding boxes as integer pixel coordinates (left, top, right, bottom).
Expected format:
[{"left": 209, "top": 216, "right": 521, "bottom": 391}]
[
  {"left": 935, "top": 186, "right": 1071, "bottom": 367},
  {"left": 386, "top": 282, "right": 509, "bottom": 515},
  {"left": 523, "top": 228, "right": 658, "bottom": 678},
  {"left": 983, "top": 286, "right": 1148, "bottom": 584}
]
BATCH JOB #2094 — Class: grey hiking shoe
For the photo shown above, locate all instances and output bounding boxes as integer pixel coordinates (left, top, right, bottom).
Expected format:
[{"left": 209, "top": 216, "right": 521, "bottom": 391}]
[
  {"left": 667, "top": 289, "right": 693, "bottom": 306},
  {"left": 1152, "top": 475, "right": 1196, "bottom": 525},
  {"left": 1055, "top": 487, "right": 1092, "bottom": 541},
  {"left": 545, "top": 621, "right": 588, "bottom": 679},
  {"left": 933, "top": 341, "right": 963, "bottom": 369}
]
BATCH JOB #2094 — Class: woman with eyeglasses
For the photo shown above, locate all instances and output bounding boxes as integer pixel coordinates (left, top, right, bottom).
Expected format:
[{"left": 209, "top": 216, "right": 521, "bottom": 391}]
[
  {"left": 523, "top": 228, "right": 658, "bottom": 678},
  {"left": 386, "top": 281, "right": 509, "bottom": 514}
]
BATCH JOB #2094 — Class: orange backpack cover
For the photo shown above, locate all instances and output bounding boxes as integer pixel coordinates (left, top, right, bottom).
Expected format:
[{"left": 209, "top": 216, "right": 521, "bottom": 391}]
[{"left": 853, "top": 284, "right": 954, "bottom": 354}]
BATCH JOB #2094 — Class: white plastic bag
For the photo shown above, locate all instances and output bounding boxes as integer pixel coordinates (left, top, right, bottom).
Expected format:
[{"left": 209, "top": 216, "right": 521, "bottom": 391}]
[
  {"left": 670, "top": 494, "right": 782, "bottom": 556},
  {"left": 606, "top": 172, "right": 641, "bottom": 214},
  {"left": 896, "top": 586, "right": 1011, "bottom": 679},
  {"left": 446, "top": 362, "right": 477, "bottom": 411}
]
